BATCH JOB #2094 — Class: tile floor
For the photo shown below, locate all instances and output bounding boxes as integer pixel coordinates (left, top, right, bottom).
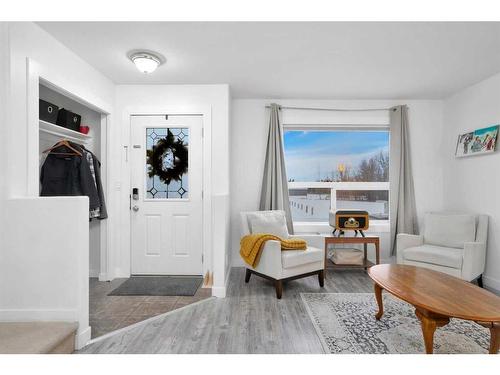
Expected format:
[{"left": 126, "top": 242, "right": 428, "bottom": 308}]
[{"left": 89, "top": 278, "right": 212, "bottom": 339}]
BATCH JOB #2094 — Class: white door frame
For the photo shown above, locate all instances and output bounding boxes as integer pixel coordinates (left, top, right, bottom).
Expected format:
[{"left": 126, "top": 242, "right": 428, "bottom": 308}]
[{"left": 121, "top": 107, "right": 213, "bottom": 279}]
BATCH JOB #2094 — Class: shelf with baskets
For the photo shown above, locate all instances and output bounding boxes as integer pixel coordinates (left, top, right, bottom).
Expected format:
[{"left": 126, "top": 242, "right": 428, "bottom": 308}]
[{"left": 39, "top": 119, "right": 91, "bottom": 144}]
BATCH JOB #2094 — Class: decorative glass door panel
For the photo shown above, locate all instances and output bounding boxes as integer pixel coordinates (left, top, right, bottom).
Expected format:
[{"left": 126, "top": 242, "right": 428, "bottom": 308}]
[{"left": 146, "top": 127, "right": 189, "bottom": 199}]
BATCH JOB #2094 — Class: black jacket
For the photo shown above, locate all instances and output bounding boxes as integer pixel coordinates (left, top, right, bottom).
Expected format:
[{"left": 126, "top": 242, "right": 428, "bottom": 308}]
[
  {"left": 40, "top": 144, "right": 105, "bottom": 217},
  {"left": 82, "top": 147, "right": 108, "bottom": 219}
]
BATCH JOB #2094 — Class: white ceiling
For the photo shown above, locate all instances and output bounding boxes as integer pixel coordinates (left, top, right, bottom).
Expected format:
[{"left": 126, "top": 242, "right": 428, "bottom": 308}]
[{"left": 38, "top": 22, "right": 500, "bottom": 99}]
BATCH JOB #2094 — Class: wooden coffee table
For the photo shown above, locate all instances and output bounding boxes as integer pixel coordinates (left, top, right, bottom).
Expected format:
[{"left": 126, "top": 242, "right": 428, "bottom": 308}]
[{"left": 367, "top": 264, "right": 500, "bottom": 354}]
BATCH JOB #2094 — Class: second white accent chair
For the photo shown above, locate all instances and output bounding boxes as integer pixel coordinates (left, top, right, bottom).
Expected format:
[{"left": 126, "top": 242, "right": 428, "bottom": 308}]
[
  {"left": 240, "top": 210, "right": 325, "bottom": 299},
  {"left": 397, "top": 212, "right": 488, "bottom": 286}
]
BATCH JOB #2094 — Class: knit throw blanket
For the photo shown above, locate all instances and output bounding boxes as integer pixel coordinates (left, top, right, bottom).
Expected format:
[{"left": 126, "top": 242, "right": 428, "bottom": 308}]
[{"left": 240, "top": 233, "right": 307, "bottom": 268}]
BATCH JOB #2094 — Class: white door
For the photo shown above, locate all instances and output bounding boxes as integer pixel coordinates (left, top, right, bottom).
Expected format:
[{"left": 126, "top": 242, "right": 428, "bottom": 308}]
[{"left": 130, "top": 115, "right": 203, "bottom": 275}]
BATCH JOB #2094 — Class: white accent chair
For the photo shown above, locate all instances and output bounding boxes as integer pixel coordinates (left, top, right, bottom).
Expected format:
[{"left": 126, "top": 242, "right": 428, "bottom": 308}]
[
  {"left": 397, "top": 212, "right": 488, "bottom": 286},
  {"left": 240, "top": 210, "right": 325, "bottom": 299}
]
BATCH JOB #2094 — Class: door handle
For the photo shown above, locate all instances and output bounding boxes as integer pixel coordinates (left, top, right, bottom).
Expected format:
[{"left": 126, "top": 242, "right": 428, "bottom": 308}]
[{"left": 132, "top": 205, "right": 139, "bottom": 212}]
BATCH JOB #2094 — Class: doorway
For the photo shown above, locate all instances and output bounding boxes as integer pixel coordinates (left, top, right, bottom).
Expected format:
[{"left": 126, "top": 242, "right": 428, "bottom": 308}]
[
  {"left": 130, "top": 115, "right": 204, "bottom": 275},
  {"left": 88, "top": 114, "right": 209, "bottom": 340}
]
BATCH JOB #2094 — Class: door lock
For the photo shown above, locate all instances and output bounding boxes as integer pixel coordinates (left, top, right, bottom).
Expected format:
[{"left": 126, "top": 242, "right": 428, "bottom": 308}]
[{"left": 132, "top": 205, "right": 139, "bottom": 212}]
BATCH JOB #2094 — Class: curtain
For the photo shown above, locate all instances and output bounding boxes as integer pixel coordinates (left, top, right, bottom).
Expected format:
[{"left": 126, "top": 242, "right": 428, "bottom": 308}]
[
  {"left": 389, "top": 105, "right": 418, "bottom": 255},
  {"left": 260, "top": 103, "right": 294, "bottom": 234}
]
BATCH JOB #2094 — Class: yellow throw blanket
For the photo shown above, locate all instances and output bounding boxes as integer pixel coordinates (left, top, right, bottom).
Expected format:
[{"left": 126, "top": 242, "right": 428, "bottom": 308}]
[{"left": 240, "top": 233, "right": 307, "bottom": 268}]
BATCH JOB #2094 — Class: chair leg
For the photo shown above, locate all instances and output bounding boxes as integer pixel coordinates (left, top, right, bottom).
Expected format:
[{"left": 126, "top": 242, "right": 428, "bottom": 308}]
[
  {"left": 245, "top": 268, "right": 251, "bottom": 283},
  {"left": 275, "top": 279, "right": 283, "bottom": 299},
  {"left": 477, "top": 274, "right": 484, "bottom": 288},
  {"left": 318, "top": 270, "right": 325, "bottom": 287}
]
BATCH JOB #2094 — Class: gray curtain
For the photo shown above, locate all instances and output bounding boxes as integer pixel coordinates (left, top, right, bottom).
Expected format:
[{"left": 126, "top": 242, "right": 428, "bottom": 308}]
[
  {"left": 260, "top": 103, "right": 294, "bottom": 234},
  {"left": 389, "top": 105, "right": 418, "bottom": 255}
]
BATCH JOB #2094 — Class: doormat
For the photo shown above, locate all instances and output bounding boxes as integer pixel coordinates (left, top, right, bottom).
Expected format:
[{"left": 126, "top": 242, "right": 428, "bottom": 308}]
[
  {"left": 108, "top": 276, "right": 203, "bottom": 296},
  {"left": 301, "top": 293, "right": 490, "bottom": 354}
]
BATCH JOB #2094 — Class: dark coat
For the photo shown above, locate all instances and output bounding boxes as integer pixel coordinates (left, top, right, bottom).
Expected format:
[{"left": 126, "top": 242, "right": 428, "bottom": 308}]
[
  {"left": 40, "top": 144, "right": 101, "bottom": 213},
  {"left": 82, "top": 147, "right": 108, "bottom": 219}
]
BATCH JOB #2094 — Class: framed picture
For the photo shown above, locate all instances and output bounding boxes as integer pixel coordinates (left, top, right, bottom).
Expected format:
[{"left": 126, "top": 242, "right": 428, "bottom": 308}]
[{"left": 455, "top": 125, "right": 499, "bottom": 157}]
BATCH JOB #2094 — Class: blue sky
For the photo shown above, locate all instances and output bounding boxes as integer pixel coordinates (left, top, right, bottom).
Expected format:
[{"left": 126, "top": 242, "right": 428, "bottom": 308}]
[{"left": 284, "top": 130, "right": 389, "bottom": 181}]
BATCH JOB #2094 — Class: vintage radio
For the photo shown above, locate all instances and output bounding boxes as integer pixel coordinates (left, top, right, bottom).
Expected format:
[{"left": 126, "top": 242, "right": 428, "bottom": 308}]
[{"left": 329, "top": 210, "right": 369, "bottom": 236}]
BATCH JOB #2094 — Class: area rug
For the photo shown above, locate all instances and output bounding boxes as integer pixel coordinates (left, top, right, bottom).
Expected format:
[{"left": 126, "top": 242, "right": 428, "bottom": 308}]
[
  {"left": 108, "top": 276, "right": 203, "bottom": 296},
  {"left": 300, "top": 293, "right": 490, "bottom": 354}
]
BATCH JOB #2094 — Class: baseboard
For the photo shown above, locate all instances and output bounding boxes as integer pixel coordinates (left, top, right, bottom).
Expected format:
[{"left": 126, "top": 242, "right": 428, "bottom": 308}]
[
  {"left": 211, "top": 286, "right": 226, "bottom": 298},
  {"left": 232, "top": 257, "right": 245, "bottom": 268},
  {"left": 0, "top": 309, "right": 78, "bottom": 321},
  {"left": 483, "top": 274, "right": 500, "bottom": 292},
  {"left": 211, "top": 267, "right": 231, "bottom": 298},
  {"left": 75, "top": 326, "right": 91, "bottom": 350},
  {"left": 232, "top": 255, "right": 395, "bottom": 268},
  {"left": 379, "top": 258, "right": 395, "bottom": 264},
  {"left": 232, "top": 258, "right": 395, "bottom": 268},
  {"left": 113, "top": 268, "right": 131, "bottom": 279},
  {"left": 89, "top": 269, "right": 99, "bottom": 278}
]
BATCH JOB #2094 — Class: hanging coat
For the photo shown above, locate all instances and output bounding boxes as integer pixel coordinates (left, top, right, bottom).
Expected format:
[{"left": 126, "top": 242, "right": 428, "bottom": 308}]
[
  {"left": 40, "top": 144, "right": 101, "bottom": 214},
  {"left": 80, "top": 146, "right": 108, "bottom": 219}
]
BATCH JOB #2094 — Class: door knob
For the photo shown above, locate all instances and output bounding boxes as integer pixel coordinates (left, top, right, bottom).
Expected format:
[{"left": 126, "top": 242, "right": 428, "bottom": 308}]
[{"left": 132, "top": 205, "right": 139, "bottom": 212}]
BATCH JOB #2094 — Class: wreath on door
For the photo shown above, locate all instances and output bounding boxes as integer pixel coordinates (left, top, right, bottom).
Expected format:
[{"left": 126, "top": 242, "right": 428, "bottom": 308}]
[{"left": 146, "top": 130, "right": 188, "bottom": 185}]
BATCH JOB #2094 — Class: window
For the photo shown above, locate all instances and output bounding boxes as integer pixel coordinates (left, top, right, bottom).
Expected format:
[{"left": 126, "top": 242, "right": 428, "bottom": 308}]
[{"left": 284, "top": 129, "right": 390, "bottom": 223}]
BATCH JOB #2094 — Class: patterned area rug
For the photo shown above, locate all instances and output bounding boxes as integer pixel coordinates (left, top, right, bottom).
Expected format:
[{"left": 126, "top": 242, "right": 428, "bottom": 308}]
[{"left": 301, "top": 293, "right": 490, "bottom": 354}]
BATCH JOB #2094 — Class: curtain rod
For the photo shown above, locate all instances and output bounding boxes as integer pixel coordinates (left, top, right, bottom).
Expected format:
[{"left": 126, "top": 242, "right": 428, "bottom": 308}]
[{"left": 265, "top": 105, "right": 394, "bottom": 112}]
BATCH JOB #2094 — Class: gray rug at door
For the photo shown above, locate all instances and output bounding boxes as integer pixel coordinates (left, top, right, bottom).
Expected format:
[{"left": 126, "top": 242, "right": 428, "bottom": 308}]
[
  {"left": 301, "top": 293, "right": 490, "bottom": 354},
  {"left": 108, "top": 276, "right": 203, "bottom": 296}
]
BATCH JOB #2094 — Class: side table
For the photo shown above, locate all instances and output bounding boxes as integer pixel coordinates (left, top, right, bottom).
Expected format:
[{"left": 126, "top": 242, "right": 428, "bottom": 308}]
[{"left": 324, "top": 235, "right": 380, "bottom": 271}]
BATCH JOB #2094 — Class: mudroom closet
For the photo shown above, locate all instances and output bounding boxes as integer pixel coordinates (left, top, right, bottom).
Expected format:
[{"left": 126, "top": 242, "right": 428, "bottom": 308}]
[{"left": 38, "top": 83, "right": 107, "bottom": 279}]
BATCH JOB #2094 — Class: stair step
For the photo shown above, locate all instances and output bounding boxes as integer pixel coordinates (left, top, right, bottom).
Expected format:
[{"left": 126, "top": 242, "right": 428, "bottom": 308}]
[{"left": 0, "top": 322, "right": 78, "bottom": 354}]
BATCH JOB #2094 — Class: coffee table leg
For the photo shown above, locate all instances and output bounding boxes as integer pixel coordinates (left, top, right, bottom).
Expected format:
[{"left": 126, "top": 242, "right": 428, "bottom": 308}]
[
  {"left": 489, "top": 325, "right": 499, "bottom": 354},
  {"left": 374, "top": 283, "right": 383, "bottom": 320},
  {"left": 420, "top": 314, "right": 438, "bottom": 354},
  {"left": 415, "top": 308, "right": 450, "bottom": 354}
]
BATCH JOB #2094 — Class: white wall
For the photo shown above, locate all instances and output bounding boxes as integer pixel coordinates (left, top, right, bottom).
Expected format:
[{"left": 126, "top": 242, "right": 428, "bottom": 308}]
[
  {"left": 0, "top": 197, "right": 90, "bottom": 348},
  {"left": 0, "top": 22, "right": 115, "bottom": 348},
  {"left": 230, "top": 99, "right": 444, "bottom": 266},
  {"left": 443, "top": 72, "right": 500, "bottom": 290},
  {"left": 7, "top": 22, "right": 114, "bottom": 197},
  {"left": 114, "top": 84, "right": 231, "bottom": 296},
  {"left": 0, "top": 23, "right": 10, "bottom": 248}
]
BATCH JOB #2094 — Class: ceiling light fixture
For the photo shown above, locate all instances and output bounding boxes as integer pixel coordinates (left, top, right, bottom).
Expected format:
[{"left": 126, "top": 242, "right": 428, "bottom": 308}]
[{"left": 129, "top": 51, "right": 162, "bottom": 74}]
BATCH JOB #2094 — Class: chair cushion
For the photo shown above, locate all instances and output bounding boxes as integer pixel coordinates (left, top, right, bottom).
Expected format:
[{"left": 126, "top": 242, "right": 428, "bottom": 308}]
[
  {"left": 281, "top": 246, "right": 323, "bottom": 269},
  {"left": 402, "top": 244, "right": 463, "bottom": 269},
  {"left": 247, "top": 211, "right": 289, "bottom": 238},
  {"left": 423, "top": 213, "right": 475, "bottom": 249}
]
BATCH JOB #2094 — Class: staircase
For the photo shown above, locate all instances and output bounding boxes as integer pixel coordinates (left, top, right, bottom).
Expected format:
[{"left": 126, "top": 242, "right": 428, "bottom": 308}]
[{"left": 0, "top": 322, "right": 78, "bottom": 354}]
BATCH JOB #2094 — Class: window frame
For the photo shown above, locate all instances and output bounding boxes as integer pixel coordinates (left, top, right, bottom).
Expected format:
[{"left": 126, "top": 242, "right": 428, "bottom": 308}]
[{"left": 283, "top": 125, "right": 391, "bottom": 231}]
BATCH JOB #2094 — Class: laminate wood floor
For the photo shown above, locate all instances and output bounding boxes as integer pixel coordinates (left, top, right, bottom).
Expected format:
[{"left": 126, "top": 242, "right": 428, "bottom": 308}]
[{"left": 81, "top": 267, "right": 373, "bottom": 353}]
